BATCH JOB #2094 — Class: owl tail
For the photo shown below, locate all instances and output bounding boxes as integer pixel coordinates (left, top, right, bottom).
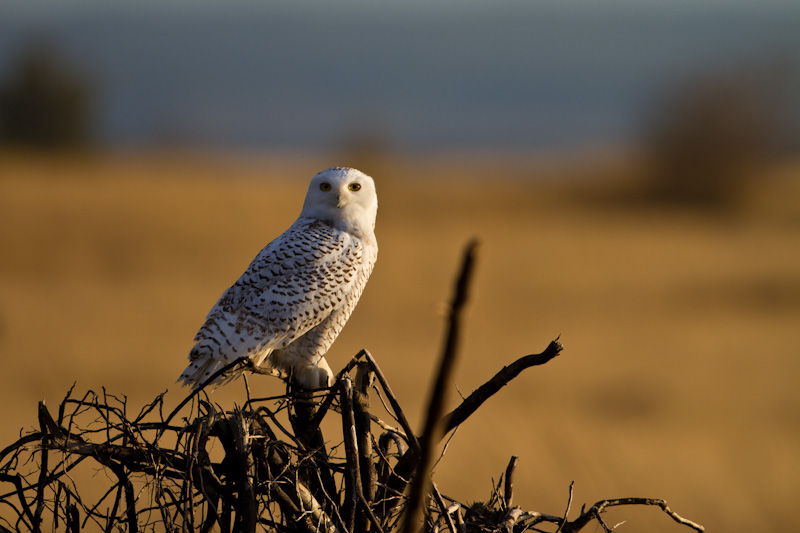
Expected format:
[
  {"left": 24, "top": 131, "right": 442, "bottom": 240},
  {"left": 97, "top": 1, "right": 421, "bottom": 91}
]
[
  {"left": 178, "top": 357, "right": 228, "bottom": 390},
  {"left": 178, "top": 343, "right": 275, "bottom": 390},
  {"left": 178, "top": 342, "right": 243, "bottom": 390}
]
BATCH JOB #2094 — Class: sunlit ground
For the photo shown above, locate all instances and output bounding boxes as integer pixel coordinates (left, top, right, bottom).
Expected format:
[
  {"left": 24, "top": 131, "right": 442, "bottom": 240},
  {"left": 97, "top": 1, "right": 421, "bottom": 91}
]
[{"left": 1, "top": 151, "right": 799, "bottom": 531}]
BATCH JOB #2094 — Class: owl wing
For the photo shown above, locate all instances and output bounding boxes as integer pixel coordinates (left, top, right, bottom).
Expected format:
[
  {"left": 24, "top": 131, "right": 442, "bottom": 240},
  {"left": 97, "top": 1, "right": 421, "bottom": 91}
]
[{"left": 180, "top": 220, "right": 366, "bottom": 386}]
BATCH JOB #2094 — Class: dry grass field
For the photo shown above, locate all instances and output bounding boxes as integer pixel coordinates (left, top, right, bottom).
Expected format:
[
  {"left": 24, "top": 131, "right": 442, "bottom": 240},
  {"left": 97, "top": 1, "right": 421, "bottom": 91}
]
[{"left": 1, "top": 151, "right": 799, "bottom": 531}]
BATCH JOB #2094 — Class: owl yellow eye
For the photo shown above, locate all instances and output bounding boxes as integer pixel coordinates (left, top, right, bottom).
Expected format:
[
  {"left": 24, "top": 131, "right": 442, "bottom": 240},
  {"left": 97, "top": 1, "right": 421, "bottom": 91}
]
[
  {"left": 319, "top": 182, "right": 332, "bottom": 191},
  {"left": 348, "top": 183, "right": 361, "bottom": 191}
]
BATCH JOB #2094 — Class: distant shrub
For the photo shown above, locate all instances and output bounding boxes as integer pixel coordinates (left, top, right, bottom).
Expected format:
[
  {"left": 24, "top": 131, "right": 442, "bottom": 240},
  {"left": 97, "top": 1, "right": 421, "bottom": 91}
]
[
  {"left": 0, "top": 42, "right": 95, "bottom": 150},
  {"left": 642, "top": 62, "right": 792, "bottom": 210}
]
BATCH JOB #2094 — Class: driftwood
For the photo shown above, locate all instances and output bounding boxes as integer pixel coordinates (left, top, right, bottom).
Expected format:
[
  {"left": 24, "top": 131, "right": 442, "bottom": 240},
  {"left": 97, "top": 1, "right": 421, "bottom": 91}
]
[{"left": 0, "top": 241, "right": 704, "bottom": 532}]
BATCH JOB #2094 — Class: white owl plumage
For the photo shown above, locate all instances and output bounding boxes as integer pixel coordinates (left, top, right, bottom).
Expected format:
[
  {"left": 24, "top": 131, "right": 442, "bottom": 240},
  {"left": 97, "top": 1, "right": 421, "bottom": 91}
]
[{"left": 178, "top": 167, "right": 378, "bottom": 390}]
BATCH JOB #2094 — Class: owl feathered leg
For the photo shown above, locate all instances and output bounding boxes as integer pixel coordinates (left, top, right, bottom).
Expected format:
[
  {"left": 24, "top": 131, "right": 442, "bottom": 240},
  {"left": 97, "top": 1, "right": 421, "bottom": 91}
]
[
  {"left": 268, "top": 350, "right": 333, "bottom": 389},
  {"left": 179, "top": 348, "right": 330, "bottom": 390}
]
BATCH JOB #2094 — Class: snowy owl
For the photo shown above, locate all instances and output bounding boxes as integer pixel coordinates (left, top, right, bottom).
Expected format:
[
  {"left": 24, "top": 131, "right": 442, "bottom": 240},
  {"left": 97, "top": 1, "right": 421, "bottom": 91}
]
[{"left": 178, "top": 167, "right": 378, "bottom": 390}]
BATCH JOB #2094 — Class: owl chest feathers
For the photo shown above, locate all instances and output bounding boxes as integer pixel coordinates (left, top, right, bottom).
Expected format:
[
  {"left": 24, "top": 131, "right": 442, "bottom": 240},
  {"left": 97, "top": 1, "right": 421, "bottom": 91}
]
[{"left": 193, "top": 219, "right": 376, "bottom": 359}]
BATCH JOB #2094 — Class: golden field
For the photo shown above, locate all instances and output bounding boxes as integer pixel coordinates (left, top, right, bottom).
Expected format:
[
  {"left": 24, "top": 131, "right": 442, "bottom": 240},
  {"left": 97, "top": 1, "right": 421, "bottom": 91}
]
[{"left": 1, "top": 151, "right": 799, "bottom": 531}]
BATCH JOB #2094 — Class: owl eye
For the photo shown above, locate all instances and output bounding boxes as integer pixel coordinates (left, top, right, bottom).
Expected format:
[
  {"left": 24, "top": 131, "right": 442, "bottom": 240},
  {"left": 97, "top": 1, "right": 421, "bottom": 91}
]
[
  {"left": 319, "top": 182, "right": 332, "bottom": 191},
  {"left": 348, "top": 183, "right": 361, "bottom": 191}
]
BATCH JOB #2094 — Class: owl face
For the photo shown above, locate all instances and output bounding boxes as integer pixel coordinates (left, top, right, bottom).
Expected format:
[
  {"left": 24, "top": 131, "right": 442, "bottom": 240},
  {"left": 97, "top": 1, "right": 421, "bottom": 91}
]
[{"left": 302, "top": 167, "right": 378, "bottom": 234}]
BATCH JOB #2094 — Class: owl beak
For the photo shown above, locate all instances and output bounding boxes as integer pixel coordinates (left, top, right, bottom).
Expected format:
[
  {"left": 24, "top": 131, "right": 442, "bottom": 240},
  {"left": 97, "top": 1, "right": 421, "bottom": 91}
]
[{"left": 336, "top": 193, "right": 346, "bottom": 208}]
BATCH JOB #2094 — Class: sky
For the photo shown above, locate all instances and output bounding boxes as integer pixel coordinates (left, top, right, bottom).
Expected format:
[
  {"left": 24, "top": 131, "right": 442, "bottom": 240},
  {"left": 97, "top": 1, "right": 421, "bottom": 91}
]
[{"left": 1, "top": 1, "right": 798, "bottom": 151}]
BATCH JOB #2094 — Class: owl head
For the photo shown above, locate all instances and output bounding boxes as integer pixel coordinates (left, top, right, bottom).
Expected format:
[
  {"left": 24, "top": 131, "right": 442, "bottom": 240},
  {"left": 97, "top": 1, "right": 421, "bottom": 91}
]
[{"left": 301, "top": 167, "right": 378, "bottom": 238}]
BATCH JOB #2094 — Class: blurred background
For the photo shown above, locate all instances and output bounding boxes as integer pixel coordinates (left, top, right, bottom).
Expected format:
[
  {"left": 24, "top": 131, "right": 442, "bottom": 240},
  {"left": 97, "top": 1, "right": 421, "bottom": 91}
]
[{"left": 1, "top": 1, "right": 799, "bottom": 531}]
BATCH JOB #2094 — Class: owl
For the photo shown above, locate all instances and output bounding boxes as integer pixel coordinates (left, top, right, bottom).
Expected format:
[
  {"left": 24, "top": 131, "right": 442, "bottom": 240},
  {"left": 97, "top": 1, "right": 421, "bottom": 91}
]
[{"left": 178, "top": 167, "right": 378, "bottom": 390}]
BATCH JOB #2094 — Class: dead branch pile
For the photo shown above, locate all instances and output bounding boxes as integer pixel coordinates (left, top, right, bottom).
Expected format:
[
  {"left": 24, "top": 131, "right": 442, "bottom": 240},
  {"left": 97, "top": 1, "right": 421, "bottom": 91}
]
[{"left": 0, "top": 242, "right": 704, "bottom": 532}]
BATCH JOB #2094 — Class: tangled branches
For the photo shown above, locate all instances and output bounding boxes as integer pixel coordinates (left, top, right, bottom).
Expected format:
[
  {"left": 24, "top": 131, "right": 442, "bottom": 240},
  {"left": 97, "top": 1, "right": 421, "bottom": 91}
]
[
  {"left": 0, "top": 242, "right": 704, "bottom": 532},
  {"left": 0, "top": 345, "right": 562, "bottom": 533}
]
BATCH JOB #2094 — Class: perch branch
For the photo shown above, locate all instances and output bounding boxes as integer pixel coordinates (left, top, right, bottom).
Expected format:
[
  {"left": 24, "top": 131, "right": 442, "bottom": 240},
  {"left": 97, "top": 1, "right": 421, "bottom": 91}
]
[
  {"left": 354, "top": 363, "right": 378, "bottom": 527},
  {"left": 340, "top": 376, "right": 361, "bottom": 533}
]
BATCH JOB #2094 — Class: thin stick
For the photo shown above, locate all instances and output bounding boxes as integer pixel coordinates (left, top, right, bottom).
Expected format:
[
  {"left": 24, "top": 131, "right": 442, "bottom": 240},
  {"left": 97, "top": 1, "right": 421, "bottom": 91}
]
[
  {"left": 0, "top": 473, "right": 35, "bottom": 530},
  {"left": 563, "top": 497, "right": 705, "bottom": 533},
  {"left": 34, "top": 408, "right": 50, "bottom": 533},
  {"left": 164, "top": 356, "right": 250, "bottom": 427},
  {"left": 109, "top": 464, "right": 138, "bottom": 533},
  {"left": 440, "top": 339, "right": 562, "bottom": 437},
  {"left": 401, "top": 239, "right": 479, "bottom": 533},
  {"left": 555, "top": 481, "right": 574, "bottom": 533},
  {"left": 504, "top": 456, "right": 518, "bottom": 509},
  {"left": 362, "top": 349, "right": 419, "bottom": 452},
  {"left": 432, "top": 483, "right": 457, "bottom": 533}
]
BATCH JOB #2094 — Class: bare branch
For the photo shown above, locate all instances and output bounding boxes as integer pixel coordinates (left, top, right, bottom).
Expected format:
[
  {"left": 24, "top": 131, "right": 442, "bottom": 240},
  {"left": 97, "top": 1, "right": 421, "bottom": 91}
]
[
  {"left": 0, "top": 241, "right": 703, "bottom": 533},
  {"left": 354, "top": 362, "right": 378, "bottom": 528},
  {"left": 555, "top": 481, "right": 574, "bottom": 533},
  {"left": 402, "top": 239, "right": 479, "bottom": 533},
  {"left": 362, "top": 349, "right": 419, "bottom": 453},
  {"left": 504, "top": 456, "right": 518, "bottom": 509},
  {"left": 432, "top": 483, "right": 458, "bottom": 533},
  {"left": 440, "top": 339, "right": 562, "bottom": 437},
  {"left": 108, "top": 464, "right": 138, "bottom": 533},
  {"left": 562, "top": 497, "right": 705, "bottom": 533},
  {"left": 163, "top": 356, "right": 249, "bottom": 427},
  {"left": 340, "top": 376, "right": 361, "bottom": 532}
]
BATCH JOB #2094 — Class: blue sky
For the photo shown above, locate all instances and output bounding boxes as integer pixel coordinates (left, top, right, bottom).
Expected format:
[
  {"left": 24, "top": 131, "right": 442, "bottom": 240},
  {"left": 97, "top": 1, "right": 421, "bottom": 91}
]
[{"left": 2, "top": 1, "right": 798, "bottom": 151}]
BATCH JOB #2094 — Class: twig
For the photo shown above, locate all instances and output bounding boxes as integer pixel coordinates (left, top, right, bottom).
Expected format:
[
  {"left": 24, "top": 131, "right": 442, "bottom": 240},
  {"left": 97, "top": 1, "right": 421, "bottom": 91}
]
[
  {"left": 358, "top": 492, "right": 387, "bottom": 533},
  {"left": 440, "top": 339, "right": 562, "bottom": 437},
  {"left": 108, "top": 464, "right": 138, "bottom": 533},
  {"left": 562, "top": 497, "right": 705, "bottom": 533},
  {"left": 291, "top": 473, "right": 337, "bottom": 533},
  {"left": 402, "top": 239, "right": 479, "bottom": 533},
  {"left": 65, "top": 500, "right": 79, "bottom": 533},
  {"left": 504, "top": 456, "right": 518, "bottom": 509},
  {"left": 0, "top": 240, "right": 706, "bottom": 533},
  {"left": 432, "top": 483, "right": 457, "bottom": 533},
  {"left": 554, "top": 481, "right": 574, "bottom": 533},
  {"left": 430, "top": 425, "right": 458, "bottom": 473},
  {"left": 362, "top": 349, "right": 419, "bottom": 452},
  {"left": 0, "top": 434, "right": 41, "bottom": 465},
  {"left": 501, "top": 506, "right": 523, "bottom": 533},
  {"left": 163, "top": 356, "right": 250, "bottom": 427},
  {"left": 0, "top": 474, "right": 34, "bottom": 530},
  {"left": 34, "top": 404, "right": 50, "bottom": 533}
]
